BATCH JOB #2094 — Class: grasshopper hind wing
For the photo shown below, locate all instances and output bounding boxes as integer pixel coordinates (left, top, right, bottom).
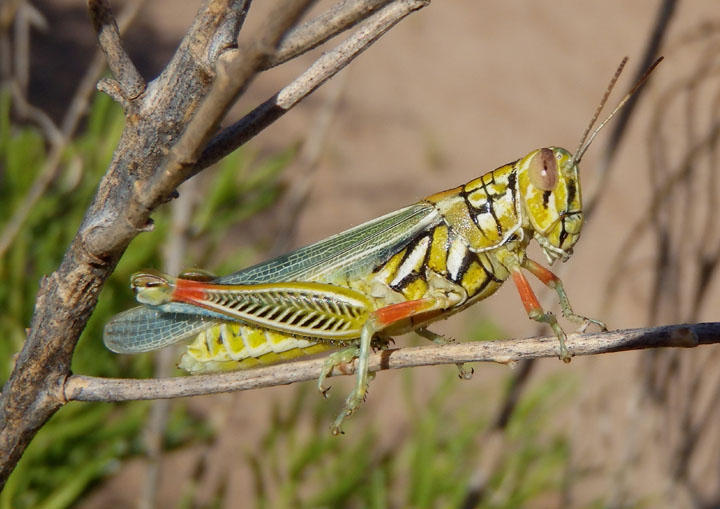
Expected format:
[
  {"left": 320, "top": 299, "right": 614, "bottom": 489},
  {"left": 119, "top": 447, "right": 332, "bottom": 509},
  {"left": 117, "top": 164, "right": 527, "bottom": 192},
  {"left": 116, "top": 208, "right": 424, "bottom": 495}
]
[{"left": 103, "top": 306, "right": 216, "bottom": 353}]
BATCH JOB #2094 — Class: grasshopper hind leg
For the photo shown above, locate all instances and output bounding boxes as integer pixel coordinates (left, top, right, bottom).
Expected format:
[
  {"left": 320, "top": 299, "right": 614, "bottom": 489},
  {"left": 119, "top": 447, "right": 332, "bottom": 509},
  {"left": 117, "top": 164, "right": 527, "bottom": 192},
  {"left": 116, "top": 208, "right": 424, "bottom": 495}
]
[
  {"left": 318, "top": 337, "right": 392, "bottom": 398},
  {"left": 330, "top": 321, "right": 375, "bottom": 435}
]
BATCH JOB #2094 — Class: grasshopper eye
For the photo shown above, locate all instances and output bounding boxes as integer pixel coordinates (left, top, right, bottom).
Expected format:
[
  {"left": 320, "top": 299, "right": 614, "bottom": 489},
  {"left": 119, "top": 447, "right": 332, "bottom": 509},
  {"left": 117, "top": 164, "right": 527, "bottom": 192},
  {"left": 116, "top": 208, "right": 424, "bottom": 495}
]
[{"left": 528, "top": 148, "right": 558, "bottom": 191}]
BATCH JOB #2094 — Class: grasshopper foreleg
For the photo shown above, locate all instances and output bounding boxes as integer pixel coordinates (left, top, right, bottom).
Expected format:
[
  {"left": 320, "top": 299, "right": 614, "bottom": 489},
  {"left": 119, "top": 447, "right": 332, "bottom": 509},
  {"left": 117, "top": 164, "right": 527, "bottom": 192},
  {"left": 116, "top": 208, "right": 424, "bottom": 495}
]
[
  {"left": 522, "top": 258, "right": 607, "bottom": 333},
  {"left": 416, "top": 328, "right": 473, "bottom": 379},
  {"left": 511, "top": 267, "right": 571, "bottom": 362}
]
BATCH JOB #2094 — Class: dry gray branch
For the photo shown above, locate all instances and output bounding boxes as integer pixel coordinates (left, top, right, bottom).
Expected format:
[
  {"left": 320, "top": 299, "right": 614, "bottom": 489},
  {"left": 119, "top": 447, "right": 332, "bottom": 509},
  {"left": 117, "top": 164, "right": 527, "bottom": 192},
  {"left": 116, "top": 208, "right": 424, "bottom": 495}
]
[
  {"left": 193, "top": 0, "right": 427, "bottom": 174},
  {"left": 63, "top": 322, "right": 717, "bottom": 403},
  {"left": 87, "top": 0, "right": 145, "bottom": 100},
  {"left": 266, "top": 0, "right": 392, "bottom": 68}
]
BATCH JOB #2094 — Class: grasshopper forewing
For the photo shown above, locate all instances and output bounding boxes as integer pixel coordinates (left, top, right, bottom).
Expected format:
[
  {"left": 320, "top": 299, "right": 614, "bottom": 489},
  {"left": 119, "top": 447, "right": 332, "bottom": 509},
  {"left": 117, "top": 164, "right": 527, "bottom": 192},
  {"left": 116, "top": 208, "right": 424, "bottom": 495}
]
[{"left": 105, "top": 57, "right": 662, "bottom": 434}]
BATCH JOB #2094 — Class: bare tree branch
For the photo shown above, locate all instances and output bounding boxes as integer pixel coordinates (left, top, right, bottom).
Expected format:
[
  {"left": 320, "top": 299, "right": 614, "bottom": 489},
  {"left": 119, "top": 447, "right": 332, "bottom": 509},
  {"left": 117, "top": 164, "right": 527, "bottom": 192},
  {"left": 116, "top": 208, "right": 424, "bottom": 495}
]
[
  {"left": 136, "top": 0, "right": 316, "bottom": 208},
  {"left": 0, "top": 0, "right": 145, "bottom": 259},
  {"left": 63, "top": 323, "right": 717, "bottom": 403},
  {"left": 13, "top": 1, "right": 47, "bottom": 95},
  {"left": 87, "top": 0, "right": 145, "bottom": 100},
  {"left": 266, "top": 0, "right": 392, "bottom": 68},
  {"left": 195, "top": 0, "right": 428, "bottom": 172},
  {"left": 0, "top": 0, "right": 268, "bottom": 487}
]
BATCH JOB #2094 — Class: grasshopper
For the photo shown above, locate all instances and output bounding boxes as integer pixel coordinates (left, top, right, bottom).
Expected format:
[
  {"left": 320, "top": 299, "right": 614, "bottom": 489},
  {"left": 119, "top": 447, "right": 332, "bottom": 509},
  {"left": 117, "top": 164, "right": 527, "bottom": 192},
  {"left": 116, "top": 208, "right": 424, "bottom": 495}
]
[{"left": 104, "top": 57, "right": 661, "bottom": 434}]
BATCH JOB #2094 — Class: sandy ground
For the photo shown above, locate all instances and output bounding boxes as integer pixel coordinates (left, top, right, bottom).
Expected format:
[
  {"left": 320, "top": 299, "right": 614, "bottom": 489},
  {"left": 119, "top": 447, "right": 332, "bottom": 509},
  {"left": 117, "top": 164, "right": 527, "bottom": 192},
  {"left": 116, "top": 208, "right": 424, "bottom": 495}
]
[{"left": 30, "top": 0, "right": 720, "bottom": 507}]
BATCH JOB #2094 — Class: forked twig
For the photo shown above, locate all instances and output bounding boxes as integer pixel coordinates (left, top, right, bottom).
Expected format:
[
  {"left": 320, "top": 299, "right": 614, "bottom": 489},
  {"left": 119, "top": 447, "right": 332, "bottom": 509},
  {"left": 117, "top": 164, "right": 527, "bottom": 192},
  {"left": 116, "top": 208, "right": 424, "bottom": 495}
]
[{"left": 0, "top": 0, "right": 146, "bottom": 258}]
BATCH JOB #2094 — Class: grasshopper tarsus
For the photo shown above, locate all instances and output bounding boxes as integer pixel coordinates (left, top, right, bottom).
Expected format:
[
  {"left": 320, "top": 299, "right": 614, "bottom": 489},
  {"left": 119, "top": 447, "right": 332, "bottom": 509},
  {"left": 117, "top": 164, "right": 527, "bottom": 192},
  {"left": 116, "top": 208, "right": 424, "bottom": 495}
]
[{"left": 458, "top": 365, "right": 474, "bottom": 380}]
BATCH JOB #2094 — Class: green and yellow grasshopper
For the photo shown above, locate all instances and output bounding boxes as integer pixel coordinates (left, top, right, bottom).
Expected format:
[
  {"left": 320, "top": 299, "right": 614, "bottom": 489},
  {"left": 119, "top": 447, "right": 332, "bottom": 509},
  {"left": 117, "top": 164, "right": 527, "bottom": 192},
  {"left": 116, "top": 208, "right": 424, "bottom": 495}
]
[{"left": 104, "top": 57, "right": 661, "bottom": 434}]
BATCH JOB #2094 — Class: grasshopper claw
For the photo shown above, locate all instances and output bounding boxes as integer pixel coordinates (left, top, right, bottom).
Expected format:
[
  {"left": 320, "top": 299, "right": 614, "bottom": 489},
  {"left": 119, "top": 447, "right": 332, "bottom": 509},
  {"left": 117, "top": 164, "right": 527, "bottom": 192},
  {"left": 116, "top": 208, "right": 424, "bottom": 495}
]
[{"left": 458, "top": 365, "right": 474, "bottom": 379}]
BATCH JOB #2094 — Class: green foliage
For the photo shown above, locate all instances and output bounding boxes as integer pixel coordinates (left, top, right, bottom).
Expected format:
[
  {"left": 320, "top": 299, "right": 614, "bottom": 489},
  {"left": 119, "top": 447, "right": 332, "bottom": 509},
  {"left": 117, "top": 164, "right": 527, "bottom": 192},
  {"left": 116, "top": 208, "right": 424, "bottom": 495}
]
[
  {"left": 0, "top": 87, "right": 292, "bottom": 508},
  {"left": 241, "top": 369, "right": 574, "bottom": 508}
]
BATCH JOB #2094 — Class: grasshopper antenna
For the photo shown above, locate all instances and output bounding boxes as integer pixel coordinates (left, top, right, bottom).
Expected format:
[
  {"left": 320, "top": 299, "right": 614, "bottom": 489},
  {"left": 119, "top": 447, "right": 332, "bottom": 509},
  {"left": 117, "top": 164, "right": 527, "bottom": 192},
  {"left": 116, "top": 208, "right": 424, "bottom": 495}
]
[{"left": 573, "top": 56, "right": 664, "bottom": 165}]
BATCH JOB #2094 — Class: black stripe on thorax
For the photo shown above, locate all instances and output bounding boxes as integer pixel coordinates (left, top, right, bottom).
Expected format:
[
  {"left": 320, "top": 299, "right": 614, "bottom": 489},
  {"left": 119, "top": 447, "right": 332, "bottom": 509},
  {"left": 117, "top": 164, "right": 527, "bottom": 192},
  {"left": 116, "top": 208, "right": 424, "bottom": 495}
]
[
  {"left": 390, "top": 271, "right": 422, "bottom": 292},
  {"left": 479, "top": 178, "right": 504, "bottom": 237},
  {"left": 449, "top": 248, "right": 473, "bottom": 284}
]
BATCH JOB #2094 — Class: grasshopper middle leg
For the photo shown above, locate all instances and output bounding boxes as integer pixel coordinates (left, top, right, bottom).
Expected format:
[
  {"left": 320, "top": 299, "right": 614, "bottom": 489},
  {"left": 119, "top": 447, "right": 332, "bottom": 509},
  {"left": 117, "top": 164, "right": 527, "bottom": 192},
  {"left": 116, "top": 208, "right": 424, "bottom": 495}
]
[{"left": 416, "top": 328, "right": 473, "bottom": 379}]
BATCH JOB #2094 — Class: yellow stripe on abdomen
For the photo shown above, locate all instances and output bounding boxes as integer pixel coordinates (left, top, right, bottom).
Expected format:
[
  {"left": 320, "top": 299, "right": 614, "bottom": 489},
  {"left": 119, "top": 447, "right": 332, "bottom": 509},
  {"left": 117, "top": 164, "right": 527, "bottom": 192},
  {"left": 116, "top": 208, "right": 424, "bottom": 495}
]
[{"left": 179, "top": 323, "right": 337, "bottom": 373}]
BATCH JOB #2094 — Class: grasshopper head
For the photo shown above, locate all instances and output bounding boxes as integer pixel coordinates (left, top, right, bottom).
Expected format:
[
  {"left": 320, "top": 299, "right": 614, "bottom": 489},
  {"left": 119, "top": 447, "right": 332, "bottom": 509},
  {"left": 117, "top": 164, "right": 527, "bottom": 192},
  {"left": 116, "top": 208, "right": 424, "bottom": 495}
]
[
  {"left": 517, "top": 147, "right": 582, "bottom": 263},
  {"left": 514, "top": 57, "right": 663, "bottom": 264},
  {"left": 131, "top": 270, "right": 175, "bottom": 306}
]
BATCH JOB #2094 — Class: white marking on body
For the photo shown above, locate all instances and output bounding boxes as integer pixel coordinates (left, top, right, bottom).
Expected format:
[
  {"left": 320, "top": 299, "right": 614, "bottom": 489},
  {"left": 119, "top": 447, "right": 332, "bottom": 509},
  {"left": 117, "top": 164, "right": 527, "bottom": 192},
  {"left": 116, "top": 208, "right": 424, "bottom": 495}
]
[
  {"left": 447, "top": 237, "right": 468, "bottom": 280},
  {"left": 390, "top": 236, "right": 430, "bottom": 287},
  {"left": 475, "top": 212, "right": 498, "bottom": 234},
  {"left": 220, "top": 323, "right": 245, "bottom": 360},
  {"left": 493, "top": 198, "right": 514, "bottom": 222},
  {"left": 271, "top": 335, "right": 314, "bottom": 353}
]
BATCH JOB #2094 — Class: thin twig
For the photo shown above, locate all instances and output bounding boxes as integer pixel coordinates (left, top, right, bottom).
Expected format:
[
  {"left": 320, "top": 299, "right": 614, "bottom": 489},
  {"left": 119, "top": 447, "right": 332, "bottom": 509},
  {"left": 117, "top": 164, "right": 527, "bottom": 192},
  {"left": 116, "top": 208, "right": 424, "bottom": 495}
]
[
  {"left": 270, "top": 69, "right": 347, "bottom": 256},
  {"left": 0, "top": 0, "right": 145, "bottom": 259},
  {"left": 265, "top": 0, "right": 392, "bottom": 68},
  {"left": 13, "top": 1, "right": 46, "bottom": 95},
  {"left": 64, "top": 322, "right": 716, "bottom": 402},
  {"left": 136, "top": 0, "right": 315, "bottom": 210},
  {"left": 87, "top": 0, "right": 145, "bottom": 100},
  {"left": 9, "top": 80, "right": 62, "bottom": 144},
  {"left": 194, "top": 0, "right": 428, "bottom": 173}
]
